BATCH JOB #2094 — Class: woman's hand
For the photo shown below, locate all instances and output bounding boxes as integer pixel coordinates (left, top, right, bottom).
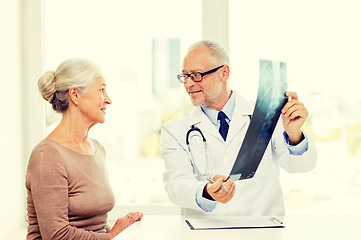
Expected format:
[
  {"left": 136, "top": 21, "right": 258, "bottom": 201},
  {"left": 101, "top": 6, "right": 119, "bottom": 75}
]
[{"left": 107, "top": 212, "right": 143, "bottom": 239}]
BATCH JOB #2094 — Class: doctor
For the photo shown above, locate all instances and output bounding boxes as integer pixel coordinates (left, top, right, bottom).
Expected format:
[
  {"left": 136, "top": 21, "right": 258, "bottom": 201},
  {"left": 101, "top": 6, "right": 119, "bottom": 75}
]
[{"left": 160, "top": 40, "right": 317, "bottom": 216}]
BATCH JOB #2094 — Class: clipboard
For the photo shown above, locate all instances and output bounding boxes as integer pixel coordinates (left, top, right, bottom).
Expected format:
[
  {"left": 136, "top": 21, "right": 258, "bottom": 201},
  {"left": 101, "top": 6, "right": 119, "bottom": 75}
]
[
  {"left": 185, "top": 217, "right": 285, "bottom": 230},
  {"left": 229, "top": 59, "right": 288, "bottom": 180}
]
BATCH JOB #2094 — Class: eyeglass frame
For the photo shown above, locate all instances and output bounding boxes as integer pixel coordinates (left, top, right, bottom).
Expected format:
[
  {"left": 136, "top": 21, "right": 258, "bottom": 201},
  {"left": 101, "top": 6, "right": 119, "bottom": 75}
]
[{"left": 177, "top": 65, "right": 225, "bottom": 83}]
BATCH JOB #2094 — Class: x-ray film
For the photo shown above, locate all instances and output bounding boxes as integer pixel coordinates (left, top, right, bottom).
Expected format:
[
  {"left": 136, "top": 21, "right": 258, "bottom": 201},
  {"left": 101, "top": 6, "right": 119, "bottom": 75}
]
[{"left": 230, "top": 59, "right": 288, "bottom": 180}]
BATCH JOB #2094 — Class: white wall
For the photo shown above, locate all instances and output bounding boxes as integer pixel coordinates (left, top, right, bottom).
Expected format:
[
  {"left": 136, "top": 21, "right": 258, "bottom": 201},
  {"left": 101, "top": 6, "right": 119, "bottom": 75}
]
[
  {"left": 0, "top": 0, "right": 45, "bottom": 238},
  {"left": 0, "top": 0, "right": 25, "bottom": 237},
  {"left": 202, "top": 0, "right": 229, "bottom": 50}
]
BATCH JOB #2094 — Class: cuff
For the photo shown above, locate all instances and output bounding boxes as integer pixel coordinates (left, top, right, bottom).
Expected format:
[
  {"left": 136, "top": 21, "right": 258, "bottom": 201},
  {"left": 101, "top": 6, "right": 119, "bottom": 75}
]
[
  {"left": 283, "top": 130, "right": 309, "bottom": 155},
  {"left": 195, "top": 182, "right": 217, "bottom": 212}
]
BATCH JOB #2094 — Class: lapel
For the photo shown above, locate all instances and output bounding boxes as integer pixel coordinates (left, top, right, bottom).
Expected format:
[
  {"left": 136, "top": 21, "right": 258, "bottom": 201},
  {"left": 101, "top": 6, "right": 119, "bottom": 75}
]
[
  {"left": 186, "top": 107, "right": 222, "bottom": 141},
  {"left": 226, "top": 92, "right": 254, "bottom": 143},
  {"left": 185, "top": 92, "right": 254, "bottom": 143}
]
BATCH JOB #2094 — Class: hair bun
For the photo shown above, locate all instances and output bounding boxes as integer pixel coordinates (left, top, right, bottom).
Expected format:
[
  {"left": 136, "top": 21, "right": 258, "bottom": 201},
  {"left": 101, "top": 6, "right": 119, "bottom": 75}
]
[{"left": 38, "top": 70, "right": 57, "bottom": 102}]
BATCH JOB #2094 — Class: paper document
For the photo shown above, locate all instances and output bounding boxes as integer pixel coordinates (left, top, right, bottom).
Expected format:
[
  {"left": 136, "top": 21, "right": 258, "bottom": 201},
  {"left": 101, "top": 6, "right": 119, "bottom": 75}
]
[{"left": 185, "top": 217, "right": 285, "bottom": 230}]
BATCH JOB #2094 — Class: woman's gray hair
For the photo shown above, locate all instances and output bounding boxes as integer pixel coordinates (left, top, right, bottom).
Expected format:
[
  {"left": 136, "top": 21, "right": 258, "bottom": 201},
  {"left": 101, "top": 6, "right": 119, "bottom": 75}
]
[
  {"left": 38, "top": 58, "right": 101, "bottom": 113},
  {"left": 187, "top": 40, "right": 230, "bottom": 66}
]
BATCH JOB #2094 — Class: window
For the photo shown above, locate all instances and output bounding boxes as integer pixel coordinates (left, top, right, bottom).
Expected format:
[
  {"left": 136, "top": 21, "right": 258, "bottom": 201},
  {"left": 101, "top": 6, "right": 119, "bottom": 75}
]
[
  {"left": 44, "top": 0, "right": 201, "bottom": 214},
  {"left": 229, "top": 0, "right": 361, "bottom": 215},
  {"left": 42, "top": 0, "right": 361, "bottom": 217}
]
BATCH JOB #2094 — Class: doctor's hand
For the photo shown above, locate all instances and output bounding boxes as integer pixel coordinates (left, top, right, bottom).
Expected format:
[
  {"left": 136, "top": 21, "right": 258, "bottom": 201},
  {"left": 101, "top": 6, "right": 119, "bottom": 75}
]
[
  {"left": 107, "top": 212, "right": 143, "bottom": 239},
  {"left": 206, "top": 175, "right": 235, "bottom": 204},
  {"left": 281, "top": 91, "right": 308, "bottom": 145}
]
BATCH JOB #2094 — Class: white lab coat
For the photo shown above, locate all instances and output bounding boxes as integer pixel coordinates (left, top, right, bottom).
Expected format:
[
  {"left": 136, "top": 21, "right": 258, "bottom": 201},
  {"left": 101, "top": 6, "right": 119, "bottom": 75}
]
[{"left": 160, "top": 92, "right": 317, "bottom": 216}]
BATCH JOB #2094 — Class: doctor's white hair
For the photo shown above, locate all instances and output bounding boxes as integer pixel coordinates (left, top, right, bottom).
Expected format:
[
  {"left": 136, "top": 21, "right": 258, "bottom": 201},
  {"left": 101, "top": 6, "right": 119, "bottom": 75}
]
[{"left": 187, "top": 40, "right": 230, "bottom": 66}]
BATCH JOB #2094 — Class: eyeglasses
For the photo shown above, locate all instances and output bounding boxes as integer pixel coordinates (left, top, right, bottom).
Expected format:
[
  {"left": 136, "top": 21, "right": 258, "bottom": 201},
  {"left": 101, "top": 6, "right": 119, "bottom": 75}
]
[{"left": 177, "top": 65, "right": 224, "bottom": 83}]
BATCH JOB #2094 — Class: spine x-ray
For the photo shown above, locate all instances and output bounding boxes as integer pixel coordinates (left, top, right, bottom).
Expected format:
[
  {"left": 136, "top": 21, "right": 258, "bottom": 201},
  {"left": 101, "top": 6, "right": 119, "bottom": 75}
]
[{"left": 230, "top": 59, "right": 288, "bottom": 180}]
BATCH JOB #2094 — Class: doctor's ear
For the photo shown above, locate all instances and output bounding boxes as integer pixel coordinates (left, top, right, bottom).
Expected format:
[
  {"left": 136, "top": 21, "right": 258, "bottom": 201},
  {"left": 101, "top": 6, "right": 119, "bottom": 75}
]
[
  {"left": 68, "top": 87, "right": 80, "bottom": 106},
  {"left": 221, "top": 65, "right": 230, "bottom": 82}
]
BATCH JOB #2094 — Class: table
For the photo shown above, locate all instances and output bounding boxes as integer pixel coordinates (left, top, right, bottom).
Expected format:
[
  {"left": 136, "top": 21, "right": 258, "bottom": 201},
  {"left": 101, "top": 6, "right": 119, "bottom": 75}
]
[{"left": 115, "top": 215, "right": 361, "bottom": 240}]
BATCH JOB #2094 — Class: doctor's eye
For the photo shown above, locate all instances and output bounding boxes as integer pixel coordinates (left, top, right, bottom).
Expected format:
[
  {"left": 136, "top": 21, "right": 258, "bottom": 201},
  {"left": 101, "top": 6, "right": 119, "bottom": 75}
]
[{"left": 190, "top": 73, "right": 202, "bottom": 81}]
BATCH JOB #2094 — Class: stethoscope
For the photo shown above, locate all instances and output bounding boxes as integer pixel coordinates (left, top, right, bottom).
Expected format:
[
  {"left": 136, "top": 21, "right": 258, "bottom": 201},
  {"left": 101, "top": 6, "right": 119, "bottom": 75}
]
[
  {"left": 186, "top": 125, "right": 210, "bottom": 179},
  {"left": 186, "top": 115, "right": 252, "bottom": 179}
]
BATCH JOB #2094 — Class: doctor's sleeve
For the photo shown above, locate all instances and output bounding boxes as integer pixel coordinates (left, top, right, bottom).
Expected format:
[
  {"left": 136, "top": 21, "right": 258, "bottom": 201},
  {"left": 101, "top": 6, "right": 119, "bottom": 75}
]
[
  {"left": 273, "top": 122, "right": 317, "bottom": 173},
  {"left": 195, "top": 183, "right": 217, "bottom": 212},
  {"left": 160, "top": 124, "right": 208, "bottom": 211}
]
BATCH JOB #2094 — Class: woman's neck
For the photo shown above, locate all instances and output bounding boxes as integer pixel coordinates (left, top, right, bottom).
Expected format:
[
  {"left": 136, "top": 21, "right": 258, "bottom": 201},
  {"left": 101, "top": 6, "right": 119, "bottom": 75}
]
[{"left": 47, "top": 112, "right": 95, "bottom": 154}]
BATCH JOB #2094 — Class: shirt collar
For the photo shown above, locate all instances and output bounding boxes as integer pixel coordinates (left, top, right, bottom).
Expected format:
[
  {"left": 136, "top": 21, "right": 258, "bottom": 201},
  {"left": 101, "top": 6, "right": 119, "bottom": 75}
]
[{"left": 201, "top": 90, "right": 236, "bottom": 126}]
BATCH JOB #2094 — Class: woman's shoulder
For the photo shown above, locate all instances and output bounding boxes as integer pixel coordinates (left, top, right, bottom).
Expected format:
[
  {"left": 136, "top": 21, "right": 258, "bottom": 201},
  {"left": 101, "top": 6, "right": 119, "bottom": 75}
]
[
  {"left": 28, "top": 139, "right": 68, "bottom": 167},
  {"left": 31, "top": 138, "right": 60, "bottom": 156},
  {"left": 26, "top": 139, "right": 69, "bottom": 181}
]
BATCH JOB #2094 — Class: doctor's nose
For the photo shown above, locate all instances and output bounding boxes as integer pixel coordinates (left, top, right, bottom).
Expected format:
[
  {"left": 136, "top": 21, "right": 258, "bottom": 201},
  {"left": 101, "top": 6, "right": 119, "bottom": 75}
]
[{"left": 184, "top": 76, "right": 196, "bottom": 89}]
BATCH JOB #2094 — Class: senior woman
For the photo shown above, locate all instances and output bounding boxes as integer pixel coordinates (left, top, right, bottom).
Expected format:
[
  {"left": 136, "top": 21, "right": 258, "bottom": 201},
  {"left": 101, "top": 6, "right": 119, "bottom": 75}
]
[{"left": 26, "top": 58, "right": 142, "bottom": 240}]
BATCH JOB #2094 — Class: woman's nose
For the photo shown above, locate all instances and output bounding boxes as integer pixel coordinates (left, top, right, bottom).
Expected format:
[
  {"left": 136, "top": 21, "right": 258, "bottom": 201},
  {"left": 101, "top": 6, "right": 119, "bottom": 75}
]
[{"left": 105, "top": 93, "right": 112, "bottom": 104}]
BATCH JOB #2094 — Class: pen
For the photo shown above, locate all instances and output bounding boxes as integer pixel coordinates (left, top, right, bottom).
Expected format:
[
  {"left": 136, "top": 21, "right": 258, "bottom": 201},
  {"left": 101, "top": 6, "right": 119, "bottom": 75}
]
[
  {"left": 206, "top": 178, "right": 229, "bottom": 192},
  {"left": 270, "top": 217, "right": 284, "bottom": 225}
]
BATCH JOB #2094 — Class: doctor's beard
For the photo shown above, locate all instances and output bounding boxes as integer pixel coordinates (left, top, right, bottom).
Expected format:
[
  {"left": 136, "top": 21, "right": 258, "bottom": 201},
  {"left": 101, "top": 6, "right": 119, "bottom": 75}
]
[{"left": 189, "top": 80, "right": 223, "bottom": 108}]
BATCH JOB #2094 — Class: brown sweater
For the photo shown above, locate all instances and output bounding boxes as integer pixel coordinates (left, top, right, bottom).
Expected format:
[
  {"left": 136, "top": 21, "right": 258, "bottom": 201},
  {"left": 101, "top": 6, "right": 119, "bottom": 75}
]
[{"left": 26, "top": 138, "right": 115, "bottom": 240}]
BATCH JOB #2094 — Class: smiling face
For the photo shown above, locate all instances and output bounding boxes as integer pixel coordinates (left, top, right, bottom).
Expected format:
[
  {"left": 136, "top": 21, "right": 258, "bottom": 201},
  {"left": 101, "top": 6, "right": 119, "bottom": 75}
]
[
  {"left": 78, "top": 76, "right": 112, "bottom": 124},
  {"left": 182, "top": 45, "right": 229, "bottom": 111}
]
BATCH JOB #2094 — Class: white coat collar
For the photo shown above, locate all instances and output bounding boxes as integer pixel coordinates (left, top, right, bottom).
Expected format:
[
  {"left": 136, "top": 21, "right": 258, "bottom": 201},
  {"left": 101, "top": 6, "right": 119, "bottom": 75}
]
[{"left": 185, "top": 91, "right": 254, "bottom": 142}]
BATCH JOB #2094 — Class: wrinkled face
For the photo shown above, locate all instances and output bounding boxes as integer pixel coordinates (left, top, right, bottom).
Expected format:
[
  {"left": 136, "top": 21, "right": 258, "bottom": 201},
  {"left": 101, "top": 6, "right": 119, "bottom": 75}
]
[
  {"left": 182, "top": 46, "right": 224, "bottom": 109},
  {"left": 78, "top": 76, "right": 112, "bottom": 124}
]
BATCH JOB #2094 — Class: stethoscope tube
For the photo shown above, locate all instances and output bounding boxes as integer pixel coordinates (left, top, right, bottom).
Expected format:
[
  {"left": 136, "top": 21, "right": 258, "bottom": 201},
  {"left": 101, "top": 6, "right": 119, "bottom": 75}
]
[
  {"left": 186, "top": 125, "right": 209, "bottom": 179},
  {"left": 186, "top": 125, "right": 206, "bottom": 145},
  {"left": 186, "top": 115, "right": 252, "bottom": 179}
]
